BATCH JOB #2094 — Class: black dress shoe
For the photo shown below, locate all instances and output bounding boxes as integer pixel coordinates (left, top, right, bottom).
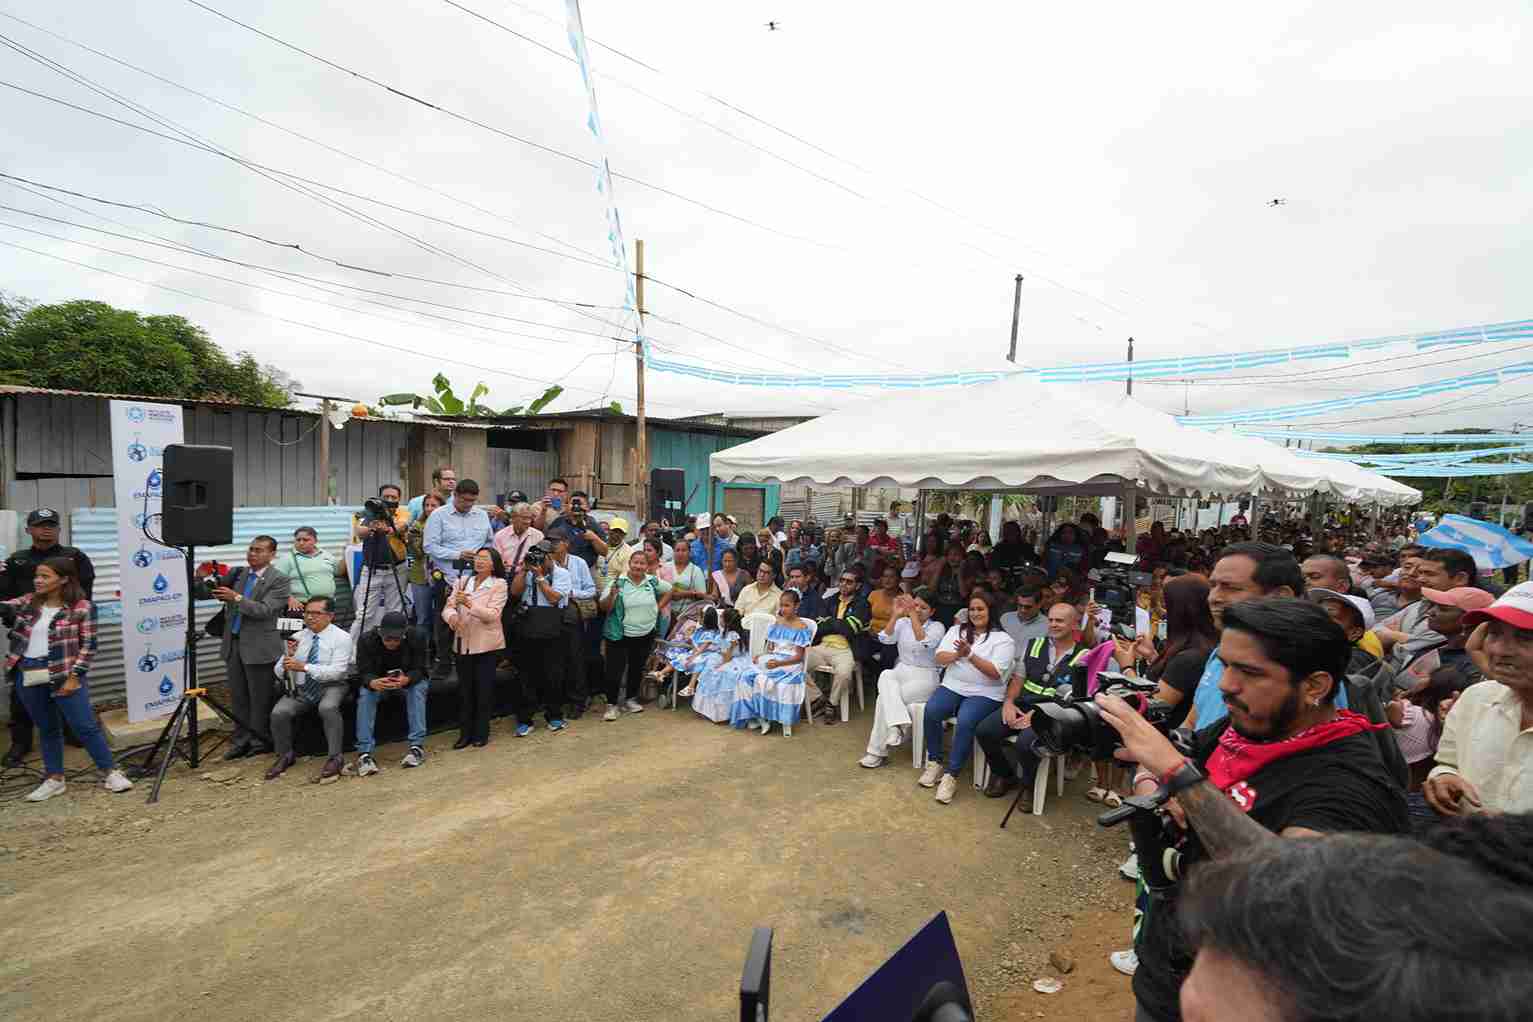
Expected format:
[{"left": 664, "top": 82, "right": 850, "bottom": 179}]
[
  {"left": 472, "top": 739, "right": 489, "bottom": 748},
  {"left": 1, "top": 747, "right": 28, "bottom": 768},
  {"left": 452, "top": 736, "right": 473, "bottom": 750},
  {"left": 222, "top": 743, "right": 253, "bottom": 762}
]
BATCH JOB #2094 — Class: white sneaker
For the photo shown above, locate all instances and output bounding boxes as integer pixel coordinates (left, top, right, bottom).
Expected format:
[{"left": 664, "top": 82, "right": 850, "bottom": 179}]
[
  {"left": 102, "top": 769, "right": 134, "bottom": 793},
  {"left": 886, "top": 725, "right": 905, "bottom": 748},
  {"left": 1119, "top": 853, "right": 1139, "bottom": 880},
  {"left": 918, "top": 761, "right": 943, "bottom": 788},
  {"left": 934, "top": 773, "right": 958, "bottom": 804},
  {"left": 859, "top": 754, "right": 886, "bottom": 769},
  {"left": 401, "top": 746, "right": 424, "bottom": 769},
  {"left": 356, "top": 754, "right": 380, "bottom": 777},
  {"left": 1110, "top": 949, "right": 1139, "bottom": 976},
  {"left": 623, "top": 698, "right": 644, "bottom": 714},
  {"left": 603, "top": 704, "right": 620, "bottom": 722},
  {"left": 25, "top": 777, "right": 66, "bottom": 802}
]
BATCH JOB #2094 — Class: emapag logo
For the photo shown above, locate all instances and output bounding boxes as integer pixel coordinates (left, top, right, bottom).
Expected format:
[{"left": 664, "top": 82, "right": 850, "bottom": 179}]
[
  {"left": 145, "top": 468, "right": 162, "bottom": 496},
  {"left": 158, "top": 675, "right": 175, "bottom": 696},
  {"left": 126, "top": 406, "right": 146, "bottom": 423},
  {"left": 152, "top": 573, "right": 169, "bottom": 593},
  {"left": 136, "top": 616, "right": 158, "bottom": 634}
]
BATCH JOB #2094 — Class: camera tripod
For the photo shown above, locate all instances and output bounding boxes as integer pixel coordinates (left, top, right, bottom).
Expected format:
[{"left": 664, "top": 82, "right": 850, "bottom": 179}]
[{"left": 117, "top": 545, "right": 268, "bottom": 804}]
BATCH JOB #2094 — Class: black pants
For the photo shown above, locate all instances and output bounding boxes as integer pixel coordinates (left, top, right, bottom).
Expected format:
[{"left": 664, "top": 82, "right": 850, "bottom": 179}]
[
  {"left": 567, "top": 612, "right": 601, "bottom": 709},
  {"left": 430, "top": 577, "right": 456, "bottom": 678},
  {"left": 605, "top": 633, "right": 655, "bottom": 704},
  {"left": 516, "top": 635, "right": 565, "bottom": 725},
  {"left": 857, "top": 632, "right": 895, "bottom": 676},
  {"left": 975, "top": 705, "right": 1042, "bottom": 785},
  {"left": 456, "top": 650, "right": 498, "bottom": 743}
]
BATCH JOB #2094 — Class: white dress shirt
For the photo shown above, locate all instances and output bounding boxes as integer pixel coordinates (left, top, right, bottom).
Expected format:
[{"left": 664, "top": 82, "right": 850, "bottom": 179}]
[
  {"left": 878, "top": 617, "right": 945, "bottom": 671},
  {"left": 1428, "top": 680, "right": 1533, "bottom": 813},
  {"left": 275, "top": 623, "right": 354, "bottom": 696}
]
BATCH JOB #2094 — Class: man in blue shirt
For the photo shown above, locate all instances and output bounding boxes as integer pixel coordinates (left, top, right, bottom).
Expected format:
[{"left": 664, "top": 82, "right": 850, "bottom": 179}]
[
  {"left": 689, "top": 512, "right": 736, "bottom": 573},
  {"left": 1186, "top": 541, "right": 1306, "bottom": 730},
  {"left": 509, "top": 542, "right": 573, "bottom": 735},
  {"left": 548, "top": 532, "right": 600, "bottom": 718},
  {"left": 422, "top": 478, "right": 494, "bottom": 679}
]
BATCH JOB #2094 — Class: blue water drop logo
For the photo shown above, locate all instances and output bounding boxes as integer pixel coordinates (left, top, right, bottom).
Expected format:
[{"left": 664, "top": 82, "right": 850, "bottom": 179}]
[
  {"left": 152, "top": 573, "right": 169, "bottom": 593},
  {"left": 158, "top": 676, "right": 174, "bottom": 696}
]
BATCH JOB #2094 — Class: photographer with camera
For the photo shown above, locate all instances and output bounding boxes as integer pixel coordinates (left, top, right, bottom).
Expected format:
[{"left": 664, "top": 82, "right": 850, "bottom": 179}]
[
  {"left": 423, "top": 479, "right": 495, "bottom": 681},
  {"left": 349, "top": 484, "right": 412, "bottom": 652},
  {"left": 352, "top": 611, "right": 429, "bottom": 775},
  {"left": 509, "top": 541, "right": 572, "bottom": 736},
  {"left": 1097, "top": 597, "right": 1407, "bottom": 1022},
  {"left": 544, "top": 490, "right": 609, "bottom": 570}
]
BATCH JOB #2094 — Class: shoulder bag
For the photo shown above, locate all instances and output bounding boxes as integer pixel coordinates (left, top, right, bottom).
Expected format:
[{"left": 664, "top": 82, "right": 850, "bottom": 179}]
[{"left": 516, "top": 574, "right": 563, "bottom": 642}]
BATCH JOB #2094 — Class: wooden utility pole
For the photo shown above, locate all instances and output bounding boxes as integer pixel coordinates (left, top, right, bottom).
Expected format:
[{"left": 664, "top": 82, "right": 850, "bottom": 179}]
[
  {"left": 317, "top": 399, "right": 331, "bottom": 504},
  {"left": 634, "top": 239, "right": 649, "bottom": 522},
  {"left": 1126, "top": 337, "right": 1135, "bottom": 396},
  {"left": 1006, "top": 274, "right": 1023, "bottom": 363}
]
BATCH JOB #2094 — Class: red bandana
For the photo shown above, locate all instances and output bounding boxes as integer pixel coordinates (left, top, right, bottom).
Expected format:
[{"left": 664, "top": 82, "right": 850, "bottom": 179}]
[{"left": 1205, "top": 709, "right": 1387, "bottom": 791}]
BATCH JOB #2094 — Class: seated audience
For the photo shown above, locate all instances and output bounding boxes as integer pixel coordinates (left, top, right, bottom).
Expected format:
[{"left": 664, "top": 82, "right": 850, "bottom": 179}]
[
  {"left": 708, "top": 548, "right": 747, "bottom": 608},
  {"left": 735, "top": 560, "right": 783, "bottom": 619},
  {"left": 353, "top": 611, "right": 429, "bottom": 775},
  {"left": 860, "top": 588, "right": 945, "bottom": 768},
  {"left": 1397, "top": 586, "right": 1491, "bottom": 690},
  {"left": 267, "top": 596, "right": 354, "bottom": 783},
  {"left": 922, "top": 542, "right": 966, "bottom": 627},
  {"left": 862, "top": 565, "right": 901, "bottom": 674},
  {"left": 728, "top": 588, "right": 815, "bottom": 736},
  {"left": 919, "top": 591, "right": 1016, "bottom": 805},
  {"left": 804, "top": 566, "right": 871, "bottom": 723},
  {"left": 680, "top": 607, "right": 745, "bottom": 722}
]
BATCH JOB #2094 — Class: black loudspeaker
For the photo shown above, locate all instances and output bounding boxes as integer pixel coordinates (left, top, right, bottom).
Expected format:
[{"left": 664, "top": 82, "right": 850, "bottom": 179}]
[
  {"left": 650, "top": 468, "right": 685, "bottom": 527},
  {"left": 162, "top": 444, "right": 234, "bottom": 547}
]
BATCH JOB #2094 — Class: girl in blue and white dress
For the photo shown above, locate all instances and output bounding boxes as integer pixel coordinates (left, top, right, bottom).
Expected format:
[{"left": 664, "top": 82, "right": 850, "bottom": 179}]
[
  {"left": 684, "top": 608, "right": 746, "bottom": 723},
  {"left": 728, "top": 589, "right": 815, "bottom": 737}
]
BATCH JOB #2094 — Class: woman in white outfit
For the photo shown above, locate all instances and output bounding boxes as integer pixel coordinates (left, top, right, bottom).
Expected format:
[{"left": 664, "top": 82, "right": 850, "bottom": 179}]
[{"left": 859, "top": 587, "right": 945, "bottom": 768}]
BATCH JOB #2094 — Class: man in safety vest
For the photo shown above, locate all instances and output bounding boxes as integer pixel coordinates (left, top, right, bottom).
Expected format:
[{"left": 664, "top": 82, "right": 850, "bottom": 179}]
[{"left": 974, "top": 601, "right": 1089, "bottom": 798}]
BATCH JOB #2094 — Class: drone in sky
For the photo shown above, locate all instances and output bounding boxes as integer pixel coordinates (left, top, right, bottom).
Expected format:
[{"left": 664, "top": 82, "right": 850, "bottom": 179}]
[
  {"left": 766, "top": 20, "right": 781, "bottom": 31},
  {"left": 1267, "top": 198, "right": 1288, "bottom": 207}
]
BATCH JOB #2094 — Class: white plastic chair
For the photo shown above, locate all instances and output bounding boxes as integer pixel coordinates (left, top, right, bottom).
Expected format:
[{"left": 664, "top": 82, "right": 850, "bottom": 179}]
[{"left": 906, "top": 700, "right": 984, "bottom": 786}]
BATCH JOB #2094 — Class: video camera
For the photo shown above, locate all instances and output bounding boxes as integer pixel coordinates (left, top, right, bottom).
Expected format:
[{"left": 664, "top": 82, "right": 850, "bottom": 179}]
[
  {"left": 1030, "top": 669, "right": 1177, "bottom": 757},
  {"left": 523, "top": 544, "right": 548, "bottom": 571},
  {"left": 359, "top": 496, "right": 395, "bottom": 525},
  {"left": 1087, "top": 551, "right": 1152, "bottom": 630}
]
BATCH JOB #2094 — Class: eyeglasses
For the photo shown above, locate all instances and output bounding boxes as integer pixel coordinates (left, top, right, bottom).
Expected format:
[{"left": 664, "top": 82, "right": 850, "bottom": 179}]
[{"left": 839, "top": 576, "right": 857, "bottom": 584}]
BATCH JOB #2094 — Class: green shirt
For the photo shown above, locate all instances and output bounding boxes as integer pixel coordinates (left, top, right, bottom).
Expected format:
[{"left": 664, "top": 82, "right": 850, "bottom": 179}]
[
  {"left": 603, "top": 574, "right": 673, "bottom": 637},
  {"left": 668, "top": 562, "right": 707, "bottom": 611},
  {"left": 280, "top": 550, "right": 337, "bottom": 600}
]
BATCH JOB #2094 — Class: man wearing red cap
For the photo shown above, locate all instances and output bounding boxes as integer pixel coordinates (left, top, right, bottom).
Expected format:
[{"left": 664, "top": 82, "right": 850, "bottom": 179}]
[
  {"left": 1397, "top": 587, "right": 1493, "bottom": 691},
  {"left": 1425, "top": 581, "right": 1533, "bottom": 816}
]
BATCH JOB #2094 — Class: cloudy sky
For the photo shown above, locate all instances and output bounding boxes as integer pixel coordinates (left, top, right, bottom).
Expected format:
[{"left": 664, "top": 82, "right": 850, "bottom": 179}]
[{"left": 2, "top": 1, "right": 1529, "bottom": 432}]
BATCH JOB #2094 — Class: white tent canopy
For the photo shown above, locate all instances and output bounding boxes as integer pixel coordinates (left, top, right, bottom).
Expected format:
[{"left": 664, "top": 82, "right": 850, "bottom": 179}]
[{"left": 709, "top": 377, "right": 1421, "bottom": 506}]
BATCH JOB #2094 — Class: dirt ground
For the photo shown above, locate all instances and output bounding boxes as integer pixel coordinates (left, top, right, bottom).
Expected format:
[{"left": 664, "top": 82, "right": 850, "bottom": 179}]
[{"left": 0, "top": 706, "right": 1137, "bottom": 1021}]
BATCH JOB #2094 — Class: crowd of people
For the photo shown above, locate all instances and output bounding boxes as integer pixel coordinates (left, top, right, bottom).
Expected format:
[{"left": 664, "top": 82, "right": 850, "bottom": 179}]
[{"left": 4, "top": 479, "right": 1531, "bottom": 1019}]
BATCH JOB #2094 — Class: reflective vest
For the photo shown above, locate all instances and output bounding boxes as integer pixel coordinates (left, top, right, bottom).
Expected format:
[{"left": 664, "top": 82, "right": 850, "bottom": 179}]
[{"left": 1017, "top": 636, "right": 1087, "bottom": 706}]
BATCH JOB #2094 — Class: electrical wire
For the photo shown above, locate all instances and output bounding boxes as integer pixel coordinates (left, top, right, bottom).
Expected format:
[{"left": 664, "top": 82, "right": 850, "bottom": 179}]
[{"left": 0, "top": 235, "right": 707, "bottom": 412}]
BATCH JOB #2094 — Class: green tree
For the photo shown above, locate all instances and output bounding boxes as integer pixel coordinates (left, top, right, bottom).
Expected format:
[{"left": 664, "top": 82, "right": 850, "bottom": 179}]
[{"left": 0, "top": 299, "right": 291, "bottom": 405}]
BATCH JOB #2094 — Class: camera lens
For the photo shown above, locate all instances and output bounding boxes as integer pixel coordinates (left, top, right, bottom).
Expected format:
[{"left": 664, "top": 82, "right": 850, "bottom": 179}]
[{"left": 1031, "top": 701, "right": 1100, "bottom": 756}]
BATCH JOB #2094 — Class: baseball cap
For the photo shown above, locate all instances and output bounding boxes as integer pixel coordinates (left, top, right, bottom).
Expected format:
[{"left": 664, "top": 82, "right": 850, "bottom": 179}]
[
  {"left": 695, "top": 512, "right": 711, "bottom": 529},
  {"left": 1421, "top": 587, "right": 1495, "bottom": 613},
  {"left": 608, "top": 517, "right": 630, "bottom": 534},
  {"left": 378, "top": 611, "right": 409, "bottom": 640},
  {"left": 506, "top": 490, "right": 529, "bottom": 505},
  {"left": 1306, "top": 588, "right": 1376, "bottom": 630},
  {"left": 27, "top": 508, "right": 60, "bottom": 527},
  {"left": 1461, "top": 581, "right": 1533, "bottom": 630}
]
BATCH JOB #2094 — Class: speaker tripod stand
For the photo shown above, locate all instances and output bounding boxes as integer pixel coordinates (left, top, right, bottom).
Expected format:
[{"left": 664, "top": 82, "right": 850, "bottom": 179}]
[{"left": 118, "top": 545, "right": 269, "bottom": 804}]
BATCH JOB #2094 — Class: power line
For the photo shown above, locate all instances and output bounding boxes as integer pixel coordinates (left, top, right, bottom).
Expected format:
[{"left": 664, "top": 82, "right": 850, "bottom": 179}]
[
  {"left": 0, "top": 234, "right": 719, "bottom": 412},
  {"left": 0, "top": 9, "right": 605, "bottom": 265}
]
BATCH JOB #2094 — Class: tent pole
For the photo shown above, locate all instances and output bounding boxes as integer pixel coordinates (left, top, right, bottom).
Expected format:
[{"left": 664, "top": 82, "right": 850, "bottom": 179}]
[{"left": 1122, "top": 478, "right": 1138, "bottom": 555}]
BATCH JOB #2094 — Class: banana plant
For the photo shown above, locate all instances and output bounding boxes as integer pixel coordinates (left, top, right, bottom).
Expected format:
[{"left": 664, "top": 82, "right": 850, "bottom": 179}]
[{"left": 379, "top": 375, "right": 564, "bottom": 417}]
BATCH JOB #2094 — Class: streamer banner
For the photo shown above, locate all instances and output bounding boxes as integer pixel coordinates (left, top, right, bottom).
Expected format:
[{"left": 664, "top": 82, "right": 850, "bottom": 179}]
[
  {"left": 1372, "top": 462, "right": 1533, "bottom": 478},
  {"left": 1236, "top": 430, "right": 1533, "bottom": 444},
  {"left": 1296, "top": 445, "right": 1533, "bottom": 464}
]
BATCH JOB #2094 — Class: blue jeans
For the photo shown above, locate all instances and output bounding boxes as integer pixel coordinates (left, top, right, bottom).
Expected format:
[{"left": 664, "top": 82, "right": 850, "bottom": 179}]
[
  {"left": 354, "top": 680, "right": 429, "bottom": 755},
  {"left": 12, "top": 662, "right": 115, "bottom": 776},
  {"left": 922, "top": 685, "right": 1003, "bottom": 777},
  {"left": 410, "top": 582, "right": 434, "bottom": 630}
]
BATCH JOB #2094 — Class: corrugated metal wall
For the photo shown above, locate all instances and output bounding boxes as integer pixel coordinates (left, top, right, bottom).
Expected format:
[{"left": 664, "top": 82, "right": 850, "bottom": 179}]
[
  {"left": 71, "top": 506, "right": 358, "bottom": 708},
  {"left": 8, "top": 394, "right": 415, "bottom": 508},
  {"left": 486, "top": 449, "right": 558, "bottom": 504}
]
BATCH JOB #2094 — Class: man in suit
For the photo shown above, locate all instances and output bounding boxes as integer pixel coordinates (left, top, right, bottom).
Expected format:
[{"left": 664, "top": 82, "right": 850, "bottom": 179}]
[{"left": 209, "top": 535, "right": 291, "bottom": 760}]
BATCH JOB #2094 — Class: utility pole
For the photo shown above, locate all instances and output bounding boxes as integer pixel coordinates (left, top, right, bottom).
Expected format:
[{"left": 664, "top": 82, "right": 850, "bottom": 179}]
[
  {"left": 634, "top": 238, "right": 649, "bottom": 522},
  {"left": 1006, "top": 274, "right": 1023, "bottom": 363},
  {"left": 1126, "top": 337, "right": 1134, "bottom": 396},
  {"left": 318, "top": 399, "right": 331, "bottom": 505}
]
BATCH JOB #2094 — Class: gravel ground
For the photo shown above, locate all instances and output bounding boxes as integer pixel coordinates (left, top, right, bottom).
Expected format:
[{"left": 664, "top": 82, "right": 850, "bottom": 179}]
[{"left": 0, "top": 704, "right": 1133, "bottom": 1021}]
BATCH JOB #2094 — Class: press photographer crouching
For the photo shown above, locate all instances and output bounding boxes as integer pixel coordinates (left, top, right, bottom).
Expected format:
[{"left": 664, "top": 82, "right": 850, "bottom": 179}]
[
  {"left": 353, "top": 611, "right": 429, "bottom": 776},
  {"left": 1091, "top": 597, "right": 1408, "bottom": 1022}
]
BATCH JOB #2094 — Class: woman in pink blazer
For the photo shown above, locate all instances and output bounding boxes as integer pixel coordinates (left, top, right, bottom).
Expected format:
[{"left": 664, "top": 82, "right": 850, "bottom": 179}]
[{"left": 442, "top": 546, "right": 508, "bottom": 748}]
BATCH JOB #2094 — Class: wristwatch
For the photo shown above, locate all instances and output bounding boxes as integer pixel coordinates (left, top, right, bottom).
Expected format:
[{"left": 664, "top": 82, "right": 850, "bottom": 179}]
[{"left": 1160, "top": 759, "right": 1204, "bottom": 797}]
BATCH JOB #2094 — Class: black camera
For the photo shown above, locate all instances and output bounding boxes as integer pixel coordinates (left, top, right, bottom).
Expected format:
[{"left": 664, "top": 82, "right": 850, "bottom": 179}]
[
  {"left": 452, "top": 557, "right": 474, "bottom": 572},
  {"left": 360, "top": 496, "right": 391, "bottom": 524},
  {"left": 1088, "top": 553, "right": 1152, "bottom": 627},
  {"left": 523, "top": 544, "right": 549, "bottom": 570},
  {"left": 1031, "top": 670, "right": 1175, "bottom": 756}
]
